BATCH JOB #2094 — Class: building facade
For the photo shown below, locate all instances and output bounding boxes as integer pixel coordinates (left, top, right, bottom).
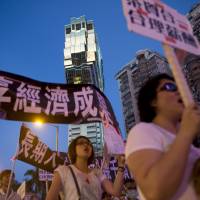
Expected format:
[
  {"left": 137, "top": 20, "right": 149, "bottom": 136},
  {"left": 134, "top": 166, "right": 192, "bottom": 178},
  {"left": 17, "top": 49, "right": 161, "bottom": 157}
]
[
  {"left": 115, "top": 49, "right": 171, "bottom": 136},
  {"left": 185, "top": 3, "right": 200, "bottom": 104},
  {"left": 187, "top": 3, "right": 200, "bottom": 42},
  {"left": 64, "top": 16, "right": 104, "bottom": 155}
]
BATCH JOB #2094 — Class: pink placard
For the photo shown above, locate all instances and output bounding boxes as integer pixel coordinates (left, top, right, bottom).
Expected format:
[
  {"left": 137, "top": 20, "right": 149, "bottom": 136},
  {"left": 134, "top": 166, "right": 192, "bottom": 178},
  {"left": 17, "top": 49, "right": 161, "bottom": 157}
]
[{"left": 122, "top": 0, "right": 200, "bottom": 55}]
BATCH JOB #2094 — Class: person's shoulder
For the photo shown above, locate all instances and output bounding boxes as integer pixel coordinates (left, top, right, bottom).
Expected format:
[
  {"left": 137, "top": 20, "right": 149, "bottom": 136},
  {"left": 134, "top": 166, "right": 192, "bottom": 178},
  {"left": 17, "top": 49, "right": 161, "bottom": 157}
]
[
  {"left": 125, "top": 122, "right": 164, "bottom": 158},
  {"left": 126, "top": 122, "right": 151, "bottom": 144},
  {"left": 54, "top": 165, "right": 72, "bottom": 186},
  {"left": 56, "top": 164, "right": 69, "bottom": 171},
  {"left": 128, "top": 122, "right": 154, "bottom": 135},
  {"left": 55, "top": 164, "right": 70, "bottom": 176},
  {"left": 132, "top": 122, "right": 154, "bottom": 129},
  {"left": 129, "top": 122, "right": 162, "bottom": 135}
]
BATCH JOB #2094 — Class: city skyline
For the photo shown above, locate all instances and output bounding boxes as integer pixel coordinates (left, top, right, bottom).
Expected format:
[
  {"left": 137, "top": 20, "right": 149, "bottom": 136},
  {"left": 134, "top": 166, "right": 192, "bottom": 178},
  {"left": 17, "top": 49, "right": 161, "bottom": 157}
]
[{"left": 0, "top": 0, "right": 198, "bottom": 182}]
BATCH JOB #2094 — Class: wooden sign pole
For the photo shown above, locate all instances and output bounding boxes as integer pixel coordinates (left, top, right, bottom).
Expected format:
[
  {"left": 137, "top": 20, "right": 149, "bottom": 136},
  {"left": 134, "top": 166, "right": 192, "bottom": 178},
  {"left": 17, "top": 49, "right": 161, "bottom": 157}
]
[{"left": 163, "top": 43, "right": 194, "bottom": 107}]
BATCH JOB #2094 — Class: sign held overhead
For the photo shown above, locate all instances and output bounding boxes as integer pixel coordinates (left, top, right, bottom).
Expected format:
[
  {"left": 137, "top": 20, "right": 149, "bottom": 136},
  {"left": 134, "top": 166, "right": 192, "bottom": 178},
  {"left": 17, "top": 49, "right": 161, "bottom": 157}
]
[{"left": 122, "top": 0, "right": 200, "bottom": 55}]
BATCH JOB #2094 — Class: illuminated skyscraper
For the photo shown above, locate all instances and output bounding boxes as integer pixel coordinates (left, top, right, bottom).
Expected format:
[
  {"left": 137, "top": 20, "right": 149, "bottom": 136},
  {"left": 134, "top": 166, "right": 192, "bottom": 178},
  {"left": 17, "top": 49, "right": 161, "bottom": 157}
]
[{"left": 64, "top": 16, "right": 104, "bottom": 155}]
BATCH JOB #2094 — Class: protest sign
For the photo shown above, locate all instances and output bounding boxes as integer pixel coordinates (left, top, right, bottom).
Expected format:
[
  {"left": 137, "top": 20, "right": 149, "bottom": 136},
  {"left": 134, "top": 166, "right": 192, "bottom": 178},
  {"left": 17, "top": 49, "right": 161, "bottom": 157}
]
[
  {"left": 92, "top": 156, "right": 132, "bottom": 181},
  {"left": 122, "top": 0, "right": 200, "bottom": 55},
  {"left": 0, "top": 70, "right": 124, "bottom": 154},
  {"left": 17, "top": 124, "right": 69, "bottom": 172},
  {"left": 38, "top": 169, "right": 53, "bottom": 181}
]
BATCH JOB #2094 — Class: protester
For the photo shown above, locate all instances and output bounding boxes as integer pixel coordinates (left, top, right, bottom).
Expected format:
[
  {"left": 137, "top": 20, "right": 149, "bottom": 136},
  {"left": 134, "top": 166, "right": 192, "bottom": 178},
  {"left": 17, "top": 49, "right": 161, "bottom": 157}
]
[
  {"left": 46, "top": 135, "right": 125, "bottom": 200},
  {"left": 125, "top": 73, "right": 200, "bottom": 200},
  {"left": 0, "top": 169, "right": 21, "bottom": 200}
]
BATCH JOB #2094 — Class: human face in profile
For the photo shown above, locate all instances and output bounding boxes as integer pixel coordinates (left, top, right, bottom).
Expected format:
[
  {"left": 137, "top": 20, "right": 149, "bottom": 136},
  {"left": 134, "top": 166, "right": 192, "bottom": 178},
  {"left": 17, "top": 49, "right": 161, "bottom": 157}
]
[{"left": 153, "top": 79, "right": 184, "bottom": 118}]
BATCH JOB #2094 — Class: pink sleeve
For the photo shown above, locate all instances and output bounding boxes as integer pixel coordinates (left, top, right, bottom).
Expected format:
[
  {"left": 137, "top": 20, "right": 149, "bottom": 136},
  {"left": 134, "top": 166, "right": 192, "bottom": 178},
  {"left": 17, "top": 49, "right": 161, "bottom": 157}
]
[{"left": 125, "top": 123, "right": 164, "bottom": 159}]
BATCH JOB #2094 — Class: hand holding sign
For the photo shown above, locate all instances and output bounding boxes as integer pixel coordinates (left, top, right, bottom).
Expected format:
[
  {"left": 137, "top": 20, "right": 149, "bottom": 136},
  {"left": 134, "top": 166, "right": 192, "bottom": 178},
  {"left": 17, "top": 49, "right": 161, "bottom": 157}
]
[{"left": 163, "top": 43, "right": 194, "bottom": 107}]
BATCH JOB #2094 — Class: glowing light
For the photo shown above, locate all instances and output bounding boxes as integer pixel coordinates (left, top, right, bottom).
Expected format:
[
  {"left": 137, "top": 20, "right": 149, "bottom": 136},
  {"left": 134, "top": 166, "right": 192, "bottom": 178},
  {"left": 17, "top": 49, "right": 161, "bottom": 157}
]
[{"left": 34, "top": 120, "right": 43, "bottom": 127}]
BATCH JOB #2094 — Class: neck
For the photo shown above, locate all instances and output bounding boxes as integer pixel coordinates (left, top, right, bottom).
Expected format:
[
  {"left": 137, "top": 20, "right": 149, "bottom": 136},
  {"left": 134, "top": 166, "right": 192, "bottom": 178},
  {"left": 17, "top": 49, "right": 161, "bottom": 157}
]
[
  {"left": 153, "top": 114, "right": 180, "bottom": 134},
  {"left": 74, "top": 158, "right": 89, "bottom": 173}
]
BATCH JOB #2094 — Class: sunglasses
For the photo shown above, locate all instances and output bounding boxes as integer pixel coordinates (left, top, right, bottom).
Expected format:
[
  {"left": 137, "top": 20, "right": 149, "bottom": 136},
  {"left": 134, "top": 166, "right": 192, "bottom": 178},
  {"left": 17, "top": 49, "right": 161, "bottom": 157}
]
[{"left": 159, "top": 82, "right": 177, "bottom": 92}]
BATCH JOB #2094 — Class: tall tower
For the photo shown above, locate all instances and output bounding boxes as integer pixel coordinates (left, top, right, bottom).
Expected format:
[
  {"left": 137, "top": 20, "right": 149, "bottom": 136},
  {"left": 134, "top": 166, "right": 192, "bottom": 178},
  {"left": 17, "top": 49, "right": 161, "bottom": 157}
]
[
  {"left": 115, "top": 50, "right": 171, "bottom": 136},
  {"left": 64, "top": 16, "right": 104, "bottom": 155}
]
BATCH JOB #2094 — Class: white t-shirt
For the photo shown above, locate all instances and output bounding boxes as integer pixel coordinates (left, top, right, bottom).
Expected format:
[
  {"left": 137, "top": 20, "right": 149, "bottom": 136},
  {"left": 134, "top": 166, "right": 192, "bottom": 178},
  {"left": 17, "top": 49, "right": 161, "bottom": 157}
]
[
  {"left": 125, "top": 122, "right": 200, "bottom": 200},
  {"left": 55, "top": 165, "right": 106, "bottom": 200}
]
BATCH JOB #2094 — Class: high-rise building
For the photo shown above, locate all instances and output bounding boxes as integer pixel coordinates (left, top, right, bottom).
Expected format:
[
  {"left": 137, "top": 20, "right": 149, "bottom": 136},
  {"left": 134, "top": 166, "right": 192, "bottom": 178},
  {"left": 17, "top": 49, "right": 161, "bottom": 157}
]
[
  {"left": 115, "top": 49, "right": 171, "bottom": 136},
  {"left": 64, "top": 16, "right": 104, "bottom": 155},
  {"left": 187, "top": 3, "right": 200, "bottom": 42},
  {"left": 184, "top": 3, "right": 200, "bottom": 104},
  {"left": 181, "top": 53, "right": 200, "bottom": 103}
]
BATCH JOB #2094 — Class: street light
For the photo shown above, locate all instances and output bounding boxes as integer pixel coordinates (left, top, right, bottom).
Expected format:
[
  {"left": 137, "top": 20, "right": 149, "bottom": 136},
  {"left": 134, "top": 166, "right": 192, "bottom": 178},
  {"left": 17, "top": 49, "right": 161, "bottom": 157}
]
[
  {"left": 34, "top": 121, "right": 59, "bottom": 153},
  {"left": 49, "top": 124, "right": 59, "bottom": 153},
  {"left": 34, "top": 121, "right": 59, "bottom": 195}
]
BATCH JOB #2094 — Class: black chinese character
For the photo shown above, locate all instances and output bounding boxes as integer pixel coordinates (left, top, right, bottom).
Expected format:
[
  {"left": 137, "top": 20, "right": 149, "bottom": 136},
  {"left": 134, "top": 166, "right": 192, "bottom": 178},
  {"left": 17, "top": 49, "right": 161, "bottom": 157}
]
[{"left": 128, "top": 10, "right": 146, "bottom": 26}]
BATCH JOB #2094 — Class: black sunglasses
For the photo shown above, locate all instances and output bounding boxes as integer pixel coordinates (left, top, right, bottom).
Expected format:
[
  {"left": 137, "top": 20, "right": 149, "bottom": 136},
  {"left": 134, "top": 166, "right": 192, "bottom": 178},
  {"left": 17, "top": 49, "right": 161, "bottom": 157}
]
[{"left": 159, "top": 82, "right": 177, "bottom": 92}]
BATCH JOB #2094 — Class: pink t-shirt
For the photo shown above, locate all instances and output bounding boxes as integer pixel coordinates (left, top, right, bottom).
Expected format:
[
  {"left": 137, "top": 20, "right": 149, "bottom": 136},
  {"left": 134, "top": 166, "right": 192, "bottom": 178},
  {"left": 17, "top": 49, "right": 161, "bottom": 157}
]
[{"left": 125, "top": 122, "right": 200, "bottom": 200}]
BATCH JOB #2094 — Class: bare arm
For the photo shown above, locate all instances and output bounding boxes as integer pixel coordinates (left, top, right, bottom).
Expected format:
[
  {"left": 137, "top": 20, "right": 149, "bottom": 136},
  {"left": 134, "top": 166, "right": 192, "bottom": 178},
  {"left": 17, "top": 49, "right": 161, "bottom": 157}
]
[
  {"left": 127, "top": 104, "right": 200, "bottom": 200},
  {"left": 46, "top": 172, "right": 62, "bottom": 200},
  {"left": 102, "top": 155, "right": 125, "bottom": 197},
  {"left": 127, "top": 134, "right": 192, "bottom": 200},
  {"left": 102, "top": 170, "right": 124, "bottom": 197}
]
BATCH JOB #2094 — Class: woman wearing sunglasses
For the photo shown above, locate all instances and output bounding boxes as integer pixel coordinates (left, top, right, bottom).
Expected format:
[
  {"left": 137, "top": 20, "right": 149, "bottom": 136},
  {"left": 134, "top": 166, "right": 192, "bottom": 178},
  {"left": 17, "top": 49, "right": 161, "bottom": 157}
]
[
  {"left": 125, "top": 74, "right": 200, "bottom": 200},
  {"left": 46, "top": 135, "right": 125, "bottom": 200}
]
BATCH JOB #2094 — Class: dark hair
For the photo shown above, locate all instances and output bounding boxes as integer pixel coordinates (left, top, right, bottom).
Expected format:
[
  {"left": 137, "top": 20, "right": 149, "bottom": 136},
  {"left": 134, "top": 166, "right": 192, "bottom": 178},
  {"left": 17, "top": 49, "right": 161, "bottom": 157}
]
[
  {"left": 68, "top": 136, "right": 95, "bottom": 165},
  {"left": 0, "top": 169, "right": 14, "bottom": 180},
  {"left": 184, "top": 53, "right": 200, "bottom": 66},
  {"left": 138, "top": 73, "right": 174, "bottom": 122}
]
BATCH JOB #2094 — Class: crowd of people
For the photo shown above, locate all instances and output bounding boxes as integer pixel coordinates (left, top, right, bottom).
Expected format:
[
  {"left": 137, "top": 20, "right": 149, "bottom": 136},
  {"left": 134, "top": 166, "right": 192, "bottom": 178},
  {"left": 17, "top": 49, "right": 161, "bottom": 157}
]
[{"left": 1, "top": 73, "right": 200, "bottom": 200}]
